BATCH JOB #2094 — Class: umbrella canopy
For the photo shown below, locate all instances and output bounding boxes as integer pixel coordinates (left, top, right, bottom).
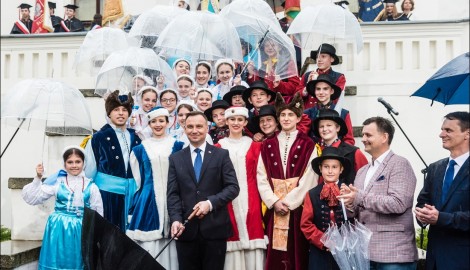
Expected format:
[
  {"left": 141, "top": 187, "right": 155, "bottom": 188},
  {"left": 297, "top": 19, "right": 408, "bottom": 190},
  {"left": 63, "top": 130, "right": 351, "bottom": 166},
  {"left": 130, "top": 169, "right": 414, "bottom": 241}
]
[
  {"left": 220, "top": 5, "right": 297, "bottom": 80},
  {"left": 412, "top": 52, "right": 470, "bottom": 106},
  {"left": 1, "top": 79, "right": 93, "bottom": 135},
  {"left": 95, "top": 47, "right": 176, "bottom": 96},
  {"left": 73, "top": 28, "right": 129, "bottom": 76},
  {"left": 220, "top": 0, "right": 280, "bottom": 27},
  {"left": 154, "top": 11, "right": 243, "bottom": 62},
  {"left": 129, "top": 5, "right": 188, "bottom": 39},
  {"left": 287, "top": 4, "right": 363, "bottom": 53}
]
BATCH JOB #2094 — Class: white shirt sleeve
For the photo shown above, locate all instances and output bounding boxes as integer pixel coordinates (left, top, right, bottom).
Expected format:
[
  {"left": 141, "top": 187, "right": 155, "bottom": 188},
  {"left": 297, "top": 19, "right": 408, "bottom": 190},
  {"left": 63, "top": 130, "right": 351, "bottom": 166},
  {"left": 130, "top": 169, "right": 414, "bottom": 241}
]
[
  {"left": 129, "top": 151, "right": 142, "bottom": 191},
  {"left": 84, "top": 140, "right": 97, "bottom": 179},
  {"left": 89, "top": 183, "right": 104, "bottom": 216},
  {"left": 22, "top": 177, "right": 58, "bottom": 205}
]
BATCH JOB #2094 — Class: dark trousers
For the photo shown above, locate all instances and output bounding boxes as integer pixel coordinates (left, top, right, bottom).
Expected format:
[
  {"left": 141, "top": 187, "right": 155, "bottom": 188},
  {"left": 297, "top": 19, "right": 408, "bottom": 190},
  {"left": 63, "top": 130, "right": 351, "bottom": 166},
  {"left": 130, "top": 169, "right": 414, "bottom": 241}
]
[{"left": 176, "top": 234, "right": 227, "bottom": 270}]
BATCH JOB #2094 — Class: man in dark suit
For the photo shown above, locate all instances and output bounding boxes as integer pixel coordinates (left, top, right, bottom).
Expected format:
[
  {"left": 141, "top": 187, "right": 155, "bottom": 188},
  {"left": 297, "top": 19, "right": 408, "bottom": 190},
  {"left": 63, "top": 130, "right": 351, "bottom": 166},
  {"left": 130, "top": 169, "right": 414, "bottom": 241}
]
[
  {"left": 415, "top": 111, "right": 469, "bottom": 270},
  {"left": 167, "top": 111, "right": 239, "bottom": 270}
]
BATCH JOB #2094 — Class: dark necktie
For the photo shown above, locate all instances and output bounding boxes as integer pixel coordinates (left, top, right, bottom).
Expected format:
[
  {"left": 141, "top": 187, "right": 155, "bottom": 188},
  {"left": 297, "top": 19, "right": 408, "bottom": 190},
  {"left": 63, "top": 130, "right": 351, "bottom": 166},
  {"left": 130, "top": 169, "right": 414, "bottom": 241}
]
[
  {"left": 441, "top": 159, "right": 457, "bottom": 203},
  {"left": 194, "top": 148, "right": 202, "bottom": 182}
]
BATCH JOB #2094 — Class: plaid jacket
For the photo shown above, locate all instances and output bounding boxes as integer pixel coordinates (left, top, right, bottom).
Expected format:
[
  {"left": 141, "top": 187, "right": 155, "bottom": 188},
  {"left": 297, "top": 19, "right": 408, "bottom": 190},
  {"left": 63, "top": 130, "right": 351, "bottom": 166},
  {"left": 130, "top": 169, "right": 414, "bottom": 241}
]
[{"left": 352, "top": 151, "right": 418, "bottom": 263}]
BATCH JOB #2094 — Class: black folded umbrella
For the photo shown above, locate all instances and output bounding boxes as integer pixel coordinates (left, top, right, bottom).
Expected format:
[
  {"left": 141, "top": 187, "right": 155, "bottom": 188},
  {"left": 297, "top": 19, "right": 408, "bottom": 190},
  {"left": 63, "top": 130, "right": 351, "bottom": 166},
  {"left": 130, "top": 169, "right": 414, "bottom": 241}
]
[{"left": 81, "top": 207, "right": 165, "bottom": 270}]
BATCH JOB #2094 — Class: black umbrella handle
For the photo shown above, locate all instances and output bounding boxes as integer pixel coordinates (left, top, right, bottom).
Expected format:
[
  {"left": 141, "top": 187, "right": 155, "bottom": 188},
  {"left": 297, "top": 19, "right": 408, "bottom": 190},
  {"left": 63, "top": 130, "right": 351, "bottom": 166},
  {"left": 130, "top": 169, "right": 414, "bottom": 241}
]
[
  {"left": 0, "top": 118, "right": 26, "bottom": 158},
  {"left": 154, "top": 208, "right": 199, "bottom": 259}
]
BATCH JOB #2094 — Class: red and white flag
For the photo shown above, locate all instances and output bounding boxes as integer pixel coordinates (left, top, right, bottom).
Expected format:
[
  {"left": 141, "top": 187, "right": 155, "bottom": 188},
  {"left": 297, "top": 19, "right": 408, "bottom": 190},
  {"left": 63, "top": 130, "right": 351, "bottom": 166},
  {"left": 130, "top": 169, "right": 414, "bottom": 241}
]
[{"left": 32, "top": 0, "right": 53, "bottom": 33}]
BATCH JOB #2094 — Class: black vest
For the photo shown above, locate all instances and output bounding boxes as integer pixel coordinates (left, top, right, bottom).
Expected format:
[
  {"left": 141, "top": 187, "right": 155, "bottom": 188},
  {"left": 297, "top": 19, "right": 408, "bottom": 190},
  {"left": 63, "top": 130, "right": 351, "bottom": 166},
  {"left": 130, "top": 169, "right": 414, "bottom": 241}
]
[{"left": 308, "top": 182, "right": 346, "bottom": 233}]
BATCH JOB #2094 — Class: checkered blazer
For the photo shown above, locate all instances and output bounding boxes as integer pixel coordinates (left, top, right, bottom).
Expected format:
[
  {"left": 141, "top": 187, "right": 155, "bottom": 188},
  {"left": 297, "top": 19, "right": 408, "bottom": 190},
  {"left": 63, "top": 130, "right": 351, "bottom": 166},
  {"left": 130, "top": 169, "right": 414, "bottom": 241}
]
[{"left": 352, "top": 151, "right": 418, "bottom": 263}]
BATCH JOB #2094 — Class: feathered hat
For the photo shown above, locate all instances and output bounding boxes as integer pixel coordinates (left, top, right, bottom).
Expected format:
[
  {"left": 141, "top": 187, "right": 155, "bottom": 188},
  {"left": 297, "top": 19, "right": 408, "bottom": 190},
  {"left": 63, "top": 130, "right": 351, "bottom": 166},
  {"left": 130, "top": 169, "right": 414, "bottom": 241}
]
[
  {"left": 105, "top": 90, "right": 134, "bottom": 116},
  {"left": 274, "top": 92, "right": 304, "bottom": 118}
]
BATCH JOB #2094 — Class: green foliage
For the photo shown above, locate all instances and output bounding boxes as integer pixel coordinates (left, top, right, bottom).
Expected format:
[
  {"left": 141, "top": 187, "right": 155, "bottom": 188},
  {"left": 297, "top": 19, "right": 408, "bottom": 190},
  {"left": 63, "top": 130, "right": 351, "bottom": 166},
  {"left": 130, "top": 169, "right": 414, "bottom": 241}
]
[
  {"left": 1, "top": 225, "right": 11, "bottom": 242},
  {"left": 416, "top": 227, "right": 428, "bottom": 250}
]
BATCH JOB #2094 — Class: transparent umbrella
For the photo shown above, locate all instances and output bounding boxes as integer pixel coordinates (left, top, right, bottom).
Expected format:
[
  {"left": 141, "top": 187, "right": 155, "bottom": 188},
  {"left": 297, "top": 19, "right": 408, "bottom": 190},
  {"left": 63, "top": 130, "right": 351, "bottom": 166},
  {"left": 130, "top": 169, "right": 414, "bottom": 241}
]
[
  {"left": 95, "top": 47, "right": 176, "bottom": 96},
  {"left": 220, "top": 3, "right": 297, "bottom": 80},
  {"left": 129, "top": 5, "right": 188, "bottom": 40},
  {"left": 287, "top": 4, "right": 363, "bottom": 53},
  {"left": 154, "top": 11, "right": 243, "bottom": 63},
  {"left": 1, "top": 79, "right": 93, "bottom": 158},
  {"left": 73, "top": 27, "right": 129, "bottom": 76}
]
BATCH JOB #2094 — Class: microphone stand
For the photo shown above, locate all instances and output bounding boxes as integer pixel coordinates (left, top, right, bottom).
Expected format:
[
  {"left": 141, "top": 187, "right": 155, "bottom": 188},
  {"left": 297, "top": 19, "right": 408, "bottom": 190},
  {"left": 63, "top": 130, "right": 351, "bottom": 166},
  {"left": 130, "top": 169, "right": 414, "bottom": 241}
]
[{"left": 384, "top": 109, "right": 428, "bottom": 252}]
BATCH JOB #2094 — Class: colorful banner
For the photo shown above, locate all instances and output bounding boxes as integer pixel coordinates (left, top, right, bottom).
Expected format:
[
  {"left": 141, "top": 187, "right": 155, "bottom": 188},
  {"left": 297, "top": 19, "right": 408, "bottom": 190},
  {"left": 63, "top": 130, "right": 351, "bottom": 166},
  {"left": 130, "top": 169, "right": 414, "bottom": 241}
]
[
  {"left": 103, "top": 0, "right": 125, "bottom": 25},
  {"left": 284, "top": 0, "right": 300, "bottom": 20},
  {"left": 31, "top": 0, "right": 53, "bottom": 33}
]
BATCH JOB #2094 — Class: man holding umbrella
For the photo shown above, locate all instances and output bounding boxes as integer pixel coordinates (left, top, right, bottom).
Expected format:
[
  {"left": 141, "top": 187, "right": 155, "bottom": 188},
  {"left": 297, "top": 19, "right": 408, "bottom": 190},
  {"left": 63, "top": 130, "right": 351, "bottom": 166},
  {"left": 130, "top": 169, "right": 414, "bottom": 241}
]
[{"left": 167, "top": 111, "right": 239, "bottom": 269}]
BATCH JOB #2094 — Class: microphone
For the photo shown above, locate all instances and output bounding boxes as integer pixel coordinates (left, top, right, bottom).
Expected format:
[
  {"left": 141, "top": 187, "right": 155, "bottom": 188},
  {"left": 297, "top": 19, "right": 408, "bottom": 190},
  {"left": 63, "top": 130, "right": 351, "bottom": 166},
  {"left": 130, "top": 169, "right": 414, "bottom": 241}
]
[{"left": 377, "top": 97, "right": 399, "bottom": 115}]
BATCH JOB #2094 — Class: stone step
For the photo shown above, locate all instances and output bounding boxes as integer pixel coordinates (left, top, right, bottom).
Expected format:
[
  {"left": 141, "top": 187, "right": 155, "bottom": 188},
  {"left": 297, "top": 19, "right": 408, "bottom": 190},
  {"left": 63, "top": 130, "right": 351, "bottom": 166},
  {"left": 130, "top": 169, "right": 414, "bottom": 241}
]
[{"left": 0, "top": 240, "right": 41, "bottom": 269}]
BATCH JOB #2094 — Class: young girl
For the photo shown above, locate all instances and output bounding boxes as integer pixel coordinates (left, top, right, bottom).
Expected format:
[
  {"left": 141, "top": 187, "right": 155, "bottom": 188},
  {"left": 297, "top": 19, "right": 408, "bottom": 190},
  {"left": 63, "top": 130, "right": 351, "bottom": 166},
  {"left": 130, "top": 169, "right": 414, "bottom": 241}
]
[
  {"left": 212, "top": 59, "right": 248, "bottom": 101},
  {"left": 194, "top": 61, "right": 214, "bottom": 89},
  {"left": 215, "top": 107, "right": 266, "bottom": 270},
  {"left": 130, "top": 86, "right": 158, "bottom": 140},
  {"left": 128, "top": 107, "right": 184, "bottom": 269},
  {"left": 300, "top": 147, "right": 352, "bottom": 270},
  {"left": 195, "top": 88, "right": 213, "bottom": 112},
  {"left": 22, "top": 146, "right": 103, "bottom": 270},
  {"left": 177, "top": 75, "right": 196, "bottom": 101},
  {"left": 173, "top": 58, "right": 191, "bottom": 77},
  {"left": 159, "top": 89, "right": 179, "bottom": 135}
]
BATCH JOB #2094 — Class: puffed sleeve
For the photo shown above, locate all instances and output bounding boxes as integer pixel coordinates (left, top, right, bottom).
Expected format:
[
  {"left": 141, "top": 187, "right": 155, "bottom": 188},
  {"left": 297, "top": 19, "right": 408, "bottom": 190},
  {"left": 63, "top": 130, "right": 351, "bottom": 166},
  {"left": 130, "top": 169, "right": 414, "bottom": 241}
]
[
  {"left": 89, "top": 183, "right": 104, "bottom": 216},
  {"left": 129, "top": 150, "right": 142, "bottom": 191},
  {"left": 256, "top": 153, "right": 279, "bottom": 209},
  {"left": 22, "top": 177, "right": 58, "bottom": 205},
  {"left": 84, "top": 140, "right": 97, "bottom": 179}
]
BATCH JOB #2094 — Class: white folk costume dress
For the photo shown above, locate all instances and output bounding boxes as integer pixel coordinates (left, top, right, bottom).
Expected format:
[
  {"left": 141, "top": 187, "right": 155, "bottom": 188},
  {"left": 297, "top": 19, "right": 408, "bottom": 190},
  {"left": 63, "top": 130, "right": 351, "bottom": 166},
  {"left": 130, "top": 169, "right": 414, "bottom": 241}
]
[
  {"left": 257, "top": 130, "right": 319, "bottom": 270},
  {"left": 128, "top": 136, "right": 184, "bottom": 269},
  {"left": 22, "top": 171, "right": 103, "bottom": 270},
  {"left": 217, "top": 136, "right": 267, "bottom": 270}
]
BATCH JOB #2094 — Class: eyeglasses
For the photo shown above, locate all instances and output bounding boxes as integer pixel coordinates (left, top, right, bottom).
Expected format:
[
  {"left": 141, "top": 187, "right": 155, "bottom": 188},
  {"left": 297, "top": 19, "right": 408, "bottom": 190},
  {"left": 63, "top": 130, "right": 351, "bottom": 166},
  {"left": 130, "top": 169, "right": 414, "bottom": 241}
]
[{"left": 161, "top": 98, "right": 176, "bottom": 103}]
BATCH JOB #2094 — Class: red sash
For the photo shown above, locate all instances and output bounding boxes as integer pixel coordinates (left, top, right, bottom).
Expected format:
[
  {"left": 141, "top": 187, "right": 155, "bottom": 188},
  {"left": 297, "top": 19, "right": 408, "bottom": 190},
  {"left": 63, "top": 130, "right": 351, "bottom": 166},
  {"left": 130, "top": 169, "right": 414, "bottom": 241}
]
[
  {"left": 60, "top": 20, "right": 70, "bottom": 32},
  {"left": 14, "top": 20, "right": 30, "bottom": 34}
]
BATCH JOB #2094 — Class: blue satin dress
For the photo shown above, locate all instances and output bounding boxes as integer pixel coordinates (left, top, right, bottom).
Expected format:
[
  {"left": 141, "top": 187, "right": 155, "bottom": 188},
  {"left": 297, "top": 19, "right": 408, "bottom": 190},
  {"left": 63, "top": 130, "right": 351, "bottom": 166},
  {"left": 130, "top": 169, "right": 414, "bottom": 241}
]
[{"left": 38, "top": 181, "right": 92, "bottom": 270}]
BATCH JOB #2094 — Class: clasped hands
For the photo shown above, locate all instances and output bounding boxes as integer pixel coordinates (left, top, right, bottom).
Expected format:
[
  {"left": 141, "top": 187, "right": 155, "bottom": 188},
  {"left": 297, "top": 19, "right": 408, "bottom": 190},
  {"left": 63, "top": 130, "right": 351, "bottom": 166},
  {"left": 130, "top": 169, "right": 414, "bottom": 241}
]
[
  {"left": 337, "top": 183, "right": 359, "bottom": 211},
  {"left": 274, "top": 199, "right": 290, "bottom": 216},
  {"left": 414, "top": 204, "right": 439, "bottom": 225}
]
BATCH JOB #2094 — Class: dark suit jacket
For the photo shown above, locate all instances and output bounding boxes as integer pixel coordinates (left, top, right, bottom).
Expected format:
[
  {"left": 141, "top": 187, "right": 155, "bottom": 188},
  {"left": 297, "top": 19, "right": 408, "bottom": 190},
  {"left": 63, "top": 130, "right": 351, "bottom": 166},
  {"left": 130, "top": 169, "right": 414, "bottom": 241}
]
[
  {"left": 167, "top": 144, "right": 239, "bottom": 241},
  {"left": 416, "top": 157, "right": 470, "bottom": 270}
]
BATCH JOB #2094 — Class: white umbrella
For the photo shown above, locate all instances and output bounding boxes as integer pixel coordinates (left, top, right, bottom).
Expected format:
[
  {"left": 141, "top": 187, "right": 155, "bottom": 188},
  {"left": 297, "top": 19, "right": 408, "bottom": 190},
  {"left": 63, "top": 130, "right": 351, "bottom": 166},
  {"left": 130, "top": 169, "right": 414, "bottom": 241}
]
[
  {"left": 95, "top": 47, "right": 176, "bottom": 96},
  {"left": 1, "top": 79, "right": 93, "bottom": 158},
  {"left": 73, "top": 28, "right": 129, "bottom": 76},
  {"left": 154, "top": 11, "right": 243, "bottom": 62},
  {"left": 129, "top": 5, "right": 188, "bottom": 39},
  {"left": 287, "top": 4, "right": 363, "bottom": 53}
]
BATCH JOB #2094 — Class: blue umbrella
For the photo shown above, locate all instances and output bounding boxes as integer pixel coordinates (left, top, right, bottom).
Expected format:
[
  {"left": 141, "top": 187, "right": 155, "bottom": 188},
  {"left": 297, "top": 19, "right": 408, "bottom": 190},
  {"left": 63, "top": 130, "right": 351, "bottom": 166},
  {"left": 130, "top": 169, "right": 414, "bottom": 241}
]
[{"left": 412, "top": 52, "right": 469, "bottom": 106}]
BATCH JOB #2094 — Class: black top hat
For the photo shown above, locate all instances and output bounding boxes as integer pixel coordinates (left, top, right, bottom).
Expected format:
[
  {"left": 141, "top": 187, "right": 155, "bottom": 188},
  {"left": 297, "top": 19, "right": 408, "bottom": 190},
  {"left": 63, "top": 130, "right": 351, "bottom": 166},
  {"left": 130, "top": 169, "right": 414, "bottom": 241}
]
[
  {"left": 312, "top": 109, "right": 348, "bottom": 138},
  {"left": 64, "top": 4, "right": 79, "bottom": 10},
  {"left": 18, "top": 3, "right": 32, "bottom": 9},
  {"left": 252, "top": 104, "right": 277, "bottom": 124},
  {"left": 242, "top": 80, "right": 276, "bottom": 104},
  {"left": 48, "top": 1, "right": 56, "bottom": 9},
  {"left": 310, "top": 43, "right": 340, "bottom": 65},
  {"left": 306, "top": 74, "right": 342, "bottom": 101},
  {"left": 223, "top": 85, "right": 246, "bottom": 105},
  {"left": 383, "top": 0, "right": 398, "bottom": 3},
  {"left": 311, "top": 147, "right": 351, "bottom": 179},
  {"left": 204, "top": 100, "right": 230, "bottom": 122}
]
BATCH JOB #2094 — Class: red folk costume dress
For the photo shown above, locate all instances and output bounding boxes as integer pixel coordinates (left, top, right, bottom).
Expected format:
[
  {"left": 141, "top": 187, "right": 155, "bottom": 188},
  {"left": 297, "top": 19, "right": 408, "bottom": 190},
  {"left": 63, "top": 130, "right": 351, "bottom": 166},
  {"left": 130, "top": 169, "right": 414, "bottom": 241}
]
[
  {"left": 257, "top": 130, "right": 319, "bottom": 270},
  {"left": 215, "top": 136, "right": 267, "bottom": 270}
]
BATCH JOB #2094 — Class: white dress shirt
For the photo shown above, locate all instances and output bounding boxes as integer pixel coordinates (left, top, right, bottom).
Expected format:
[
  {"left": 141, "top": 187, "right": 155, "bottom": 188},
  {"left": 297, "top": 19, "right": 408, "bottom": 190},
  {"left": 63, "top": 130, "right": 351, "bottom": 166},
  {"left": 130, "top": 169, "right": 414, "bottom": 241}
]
[{"left": 364, "top": 149, "right": 391, "bottom": 189}]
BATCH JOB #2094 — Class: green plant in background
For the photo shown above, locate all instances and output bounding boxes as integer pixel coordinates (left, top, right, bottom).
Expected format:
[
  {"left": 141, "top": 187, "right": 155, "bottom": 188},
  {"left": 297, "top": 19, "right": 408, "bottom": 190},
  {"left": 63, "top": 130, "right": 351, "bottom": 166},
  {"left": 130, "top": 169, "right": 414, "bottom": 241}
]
[
  {"left": 1, "top": 225, "right": 11, "bottom": 242},
  {"left": 416, "top": 227, "right": 429, "bottom": 250}
]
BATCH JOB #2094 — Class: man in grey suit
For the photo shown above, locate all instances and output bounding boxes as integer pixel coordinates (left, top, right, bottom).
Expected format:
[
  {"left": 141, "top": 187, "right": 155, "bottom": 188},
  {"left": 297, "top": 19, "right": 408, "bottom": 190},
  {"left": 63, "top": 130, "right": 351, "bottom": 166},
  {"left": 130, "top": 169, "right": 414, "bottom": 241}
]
[
  {"left": 167, "top": 111, "right": 239, "bottom": 270},
  {"left": 338, "top": 116, "right": 418, "bottom": 270},
  {"left": 415, "top": 111, "right": 469, "bottom": 270}
]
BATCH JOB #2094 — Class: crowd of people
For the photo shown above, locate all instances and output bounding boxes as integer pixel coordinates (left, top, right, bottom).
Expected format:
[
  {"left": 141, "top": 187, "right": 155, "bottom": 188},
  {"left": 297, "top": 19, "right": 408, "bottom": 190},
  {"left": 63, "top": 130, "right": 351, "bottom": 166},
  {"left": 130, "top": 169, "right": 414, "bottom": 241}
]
[{"left": 15, "top": 1, "right": 468, "bottom": 270}]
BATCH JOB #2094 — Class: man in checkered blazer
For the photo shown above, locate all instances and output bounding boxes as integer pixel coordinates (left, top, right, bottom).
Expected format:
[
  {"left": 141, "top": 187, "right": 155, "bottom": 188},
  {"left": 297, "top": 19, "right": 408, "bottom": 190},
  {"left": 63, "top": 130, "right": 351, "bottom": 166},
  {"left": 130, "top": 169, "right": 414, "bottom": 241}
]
[{"left": 339, "top": 117, "right": 418, "bottom": 270}]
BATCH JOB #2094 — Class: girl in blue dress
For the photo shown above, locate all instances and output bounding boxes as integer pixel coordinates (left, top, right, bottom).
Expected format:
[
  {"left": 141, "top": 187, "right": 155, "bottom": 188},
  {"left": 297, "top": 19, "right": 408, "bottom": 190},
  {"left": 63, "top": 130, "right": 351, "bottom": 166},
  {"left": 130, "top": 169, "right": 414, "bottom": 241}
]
[
  {"left": 22, "top": 145, "right": 103, "bottom": 270},
  {"left": 128, "top": 107, "right": 184, "bottom": 269}
]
